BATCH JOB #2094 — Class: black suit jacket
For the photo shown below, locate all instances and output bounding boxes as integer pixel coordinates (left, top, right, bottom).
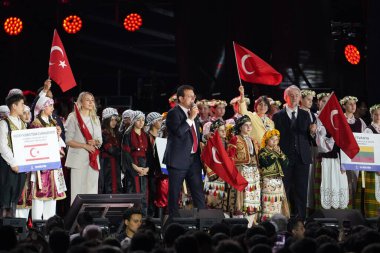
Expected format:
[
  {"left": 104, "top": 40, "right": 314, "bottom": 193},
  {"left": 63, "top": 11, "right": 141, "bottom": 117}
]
[
  {"left": 273, "top": 107, "right": 312, "bottom": 164},
  {"left": 163, "top": 105, "right": 202, "bottom": 170}
]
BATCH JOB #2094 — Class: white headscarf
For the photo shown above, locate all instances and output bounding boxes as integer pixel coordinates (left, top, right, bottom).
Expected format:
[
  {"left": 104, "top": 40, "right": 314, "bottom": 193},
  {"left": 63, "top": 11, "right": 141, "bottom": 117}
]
[{"left": 34, "top": 96, "right": 54, "bottom": 117}]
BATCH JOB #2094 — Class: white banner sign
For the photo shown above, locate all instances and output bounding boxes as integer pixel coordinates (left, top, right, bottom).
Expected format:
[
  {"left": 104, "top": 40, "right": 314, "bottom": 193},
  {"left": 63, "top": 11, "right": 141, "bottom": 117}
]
[
  {"left": 341, "top": 133, "right": 380, "bottom": 171},
  {"left": 12, "top": 127, "right": 62, "bottom": 173},
  {"left": 155, "top": 137, "right": 168, "bottom": 175}
]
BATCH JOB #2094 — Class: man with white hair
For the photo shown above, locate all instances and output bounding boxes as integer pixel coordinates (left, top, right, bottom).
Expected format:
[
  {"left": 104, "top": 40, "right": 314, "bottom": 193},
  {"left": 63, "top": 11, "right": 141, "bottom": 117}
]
[{"left": 272, "top": 85, "right": 316, "bottom": 219}]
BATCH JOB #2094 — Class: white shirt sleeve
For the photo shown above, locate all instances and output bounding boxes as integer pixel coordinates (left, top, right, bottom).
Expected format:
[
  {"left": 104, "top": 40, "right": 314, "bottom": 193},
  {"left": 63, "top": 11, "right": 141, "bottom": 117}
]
[
  {"left": 0, "top": 120, "right": 17, "bottom": 167},
  {"left": 316, "top": 119, "right": 335, "bottom": 153},
  {"left": 64, "top": 113, "right": 76, "bottom": 143},
  {"left": 39, "top": 90, "right": 47, "bottom": 97}
]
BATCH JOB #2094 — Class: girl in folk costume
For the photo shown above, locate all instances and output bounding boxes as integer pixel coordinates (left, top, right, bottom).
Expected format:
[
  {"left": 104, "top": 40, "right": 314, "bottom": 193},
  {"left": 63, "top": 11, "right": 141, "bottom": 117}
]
[
  {"left": 29, "top": 96, "right": 66, "bottom": 220},
  {"left": 119, "top": 109, "right": 133, "bottom": 135},
  {"left": 258, "top": 129, "right": 289, "bottom": 221},
  {"left": 65, "top": 92, "right": 102, "bottom": 204},
  {"left": 228, "top": 96, "right": 250, "bottom": 125},
  {"left": 122, "top": 111, "right": 150, "bottom": 214},
  {"left": 16, "top": 105, "right": 33, "bottom": 219},
  {"left": 227, "top": 115, "right": 261, "bottom": 225},
  {"left": 238, "top": 85, "right": 274, "bottom": 145},
  {"left": 315, "top": 98, "right": 349, "bottom": 210},
  {"left": 355, "top": 104, "right": 380, "bottom": 217},
  {"left": 300, "top": 90, "right": 318, "bottom": 212},
  {"left": 203, "top": 119, "right": 230, "bottom": 213},
  {"left": 340, "top": 96, "right": 367, "bottom": 207},
  {"left": 0, "top": 105, "right": 10, "bottom": 120},
  {"left": 145, "top": 112, "right": 166, "bottom": 217},
  {"left": 268, "top": 100, "right": 282, "bottom": 120},
  {"left": 100, "top": 108, "right": 121, "bottom": 194},
  {"left": 313, "top": 93, "right": 330, "bottom": 210},
  {"left": 120, "top": 109, "right": 134, "bottom": 193},
  {"left": 0, "top": 89, "right": 27, "bottom": 217},
  {"left": 196, "top": 100, "right": 211, "bottom": 127},
  {"left": 202, "top": 100, "right": 227, "bottom": 137}
]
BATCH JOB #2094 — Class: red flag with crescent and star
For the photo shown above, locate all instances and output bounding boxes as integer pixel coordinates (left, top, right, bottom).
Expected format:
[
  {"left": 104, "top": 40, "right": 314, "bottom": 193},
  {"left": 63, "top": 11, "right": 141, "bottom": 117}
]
[
  {"left": 318, "top": 92, "right": 359, "bottom": 159},
  {"left": 233, "top": 41, "right": 282, "bottom": 85},
  {"left": 201, "top": 130, "right": 248, "bottom": 191},
  {"left": 48, "top": 29, "right": 77, "bottom": 92}
]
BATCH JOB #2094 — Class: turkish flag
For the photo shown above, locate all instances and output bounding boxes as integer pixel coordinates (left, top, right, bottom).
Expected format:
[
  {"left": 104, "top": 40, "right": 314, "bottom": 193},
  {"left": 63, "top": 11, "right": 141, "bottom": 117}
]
[
  {"left": 201, "top": 131, "right": 248, "bottom": 191},
  {"left": 233, "top": 42, "right": 282, "bottom": 85},
  {"left": 318, "top": 93, "right": 360, "bottom": 159},
  {"left": 48, "top": 29, "right": 77, "bottom": 92}
]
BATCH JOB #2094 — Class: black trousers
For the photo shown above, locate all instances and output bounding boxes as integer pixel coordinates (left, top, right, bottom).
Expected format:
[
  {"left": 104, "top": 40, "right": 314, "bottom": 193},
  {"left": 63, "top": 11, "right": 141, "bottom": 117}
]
[
  {"left": 167, "top": 154, "right": 205, "bottom": 217},
  {"left": 0, "top": 157, "right": 26, "bottom": 211},
  {"left": 282, "top": 153, "right": 310, "bottom": 219}
]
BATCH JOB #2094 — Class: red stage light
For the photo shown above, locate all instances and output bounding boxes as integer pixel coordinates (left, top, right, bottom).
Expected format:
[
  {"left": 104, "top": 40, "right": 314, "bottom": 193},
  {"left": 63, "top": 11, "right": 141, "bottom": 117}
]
[
  {"left": 4, "top": 17, "right": 23, "bottom": 36},
  {"left": 123, "top": 13, "right": 142, "bottom": 32},
  {"left": 63, "top": 15, "right": 82, "bottom": 34},
  {"left": 344, "top": 44, "right": 360, "bottom": 65}
]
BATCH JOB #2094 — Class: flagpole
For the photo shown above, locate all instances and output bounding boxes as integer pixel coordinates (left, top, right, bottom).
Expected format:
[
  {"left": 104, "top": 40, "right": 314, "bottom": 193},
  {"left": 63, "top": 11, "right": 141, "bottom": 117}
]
[{"left": 232, "top": 41, "right": 243, "bottom": 87}]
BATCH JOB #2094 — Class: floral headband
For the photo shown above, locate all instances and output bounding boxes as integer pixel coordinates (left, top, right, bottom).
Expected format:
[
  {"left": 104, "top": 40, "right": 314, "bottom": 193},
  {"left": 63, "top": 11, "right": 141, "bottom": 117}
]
[
  {"left": 370, "top": 104, "right": 380, "bottom": 115},
  {"left": 261, "top": 129, "right": 280, "bottom": 149},
  {"left": 270, "top": 100, "right": 282, "bottom": 107},
  {"left": 213, "top": 99, "right": 227, "bottom": 107},
  {"left": 340, "top": 96, "right": 358, "bottom": 105},
  {"left": 301, "top": 90, "right": 316, "bottom": 98},
  {"left": 196, "top": 99, "right": 210, "bottom": 107},
  {"left": 316, "top": 93, "right": 330, "bottom": 100}
]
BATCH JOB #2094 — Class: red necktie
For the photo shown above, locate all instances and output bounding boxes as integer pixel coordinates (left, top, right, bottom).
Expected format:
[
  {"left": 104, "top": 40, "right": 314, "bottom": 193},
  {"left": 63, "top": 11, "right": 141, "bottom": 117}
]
[
  {"left": 191, "top": 124, "right": 198, "bottom": 153},
  {"left": 188, "top": 110, "right": 198, "bottom": 153}
]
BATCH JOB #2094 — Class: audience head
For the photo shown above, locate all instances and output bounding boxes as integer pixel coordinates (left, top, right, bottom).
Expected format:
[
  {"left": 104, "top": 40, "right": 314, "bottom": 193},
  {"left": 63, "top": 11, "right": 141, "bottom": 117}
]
[
  {"left": 46, "top": 215, "right": 65, "bottom": 236},
  {"left": 76, "top": 211, "right": 94, "bottom": 233},
  {"left": 122, "top": 208, "right": 143, "bottom": 239},
  {"left": 0, "top": 225, "right": 18, "bottom": 251},
  {"left": 48, "top": 229, "right": 70, "bottom": 253},
  {"left": 287, "top": 218, "right": 305, "bottom": 240},
  {"left": 163, "top": 223, "right": 187, "bottom": 248},
  {"left": 270, "top": 213, "right": 288, "bottom": 233}
]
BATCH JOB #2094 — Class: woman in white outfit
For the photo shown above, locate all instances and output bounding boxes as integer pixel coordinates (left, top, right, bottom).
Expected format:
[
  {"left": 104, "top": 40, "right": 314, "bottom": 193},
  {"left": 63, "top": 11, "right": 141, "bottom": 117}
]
[
  {"left": 65, "top": 92, "right": 102, "bottom": 204},
  {"left": 316, "top": 95, "right": 349, "bottom": 209}
]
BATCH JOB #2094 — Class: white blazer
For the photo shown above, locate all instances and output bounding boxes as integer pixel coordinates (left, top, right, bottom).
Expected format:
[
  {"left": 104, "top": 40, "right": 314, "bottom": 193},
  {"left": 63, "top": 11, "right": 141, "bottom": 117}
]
[{"left": 64, "top": 112, "right": 102, "bottom": 170}]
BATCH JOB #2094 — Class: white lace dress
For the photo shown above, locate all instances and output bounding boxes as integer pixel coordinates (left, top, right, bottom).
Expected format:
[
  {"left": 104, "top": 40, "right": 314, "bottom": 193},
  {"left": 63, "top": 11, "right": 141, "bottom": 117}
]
[{"left": 316, "top": 118, "right": 349, "bottom": 209}]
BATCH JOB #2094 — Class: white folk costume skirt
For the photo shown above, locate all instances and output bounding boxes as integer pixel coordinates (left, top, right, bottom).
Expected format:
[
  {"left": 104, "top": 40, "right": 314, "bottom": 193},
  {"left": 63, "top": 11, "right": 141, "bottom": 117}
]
[
  {"left": 235, "top": 164, "right": 261, "bottom": 215},
  {"left": 320, "top": 158, "right": 349, "bottom": 209},
  {"left": 261, "top": 177, "right": 285, "bottom": 221}
]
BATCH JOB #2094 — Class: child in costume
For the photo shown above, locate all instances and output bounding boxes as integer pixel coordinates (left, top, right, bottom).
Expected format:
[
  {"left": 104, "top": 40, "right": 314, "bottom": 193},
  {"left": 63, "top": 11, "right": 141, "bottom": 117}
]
[{"left": 258, "top": 129, "right": 289, "bottom": 221}]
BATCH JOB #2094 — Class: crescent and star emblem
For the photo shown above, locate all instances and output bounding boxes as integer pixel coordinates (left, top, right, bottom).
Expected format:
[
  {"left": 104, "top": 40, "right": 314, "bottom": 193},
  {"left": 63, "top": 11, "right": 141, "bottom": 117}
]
[
  {"left": 49, "top": 46, "right": 67, "bottom": 68},
  {"left": 212, "top": 147, "right": 222, "bottom": 164},
  {"left": 330, "top": 109, "right": 339, "bottom": 130},
  {"left": 29, "top": 148, "right": 39, "bottom": 158},
  {"left": 241, "top": 54, "right": 255, "bottom": 75}
]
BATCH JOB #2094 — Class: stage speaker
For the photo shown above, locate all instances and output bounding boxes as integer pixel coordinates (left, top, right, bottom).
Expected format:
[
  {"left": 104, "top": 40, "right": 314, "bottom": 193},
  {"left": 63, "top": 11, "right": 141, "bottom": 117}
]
[
  {"left": 222, "top": 218, "right": 248, "bottom": 227},
  {"left": 310, "top": 209, "right": 366, "bottom": 227},
  {"left": 0, "top": 218, "right": 27, "bottom": 240},
  {"left": 197, "top": 209, "right": 225, "bottom": 231},
  {"left": 64, "top": 194, "right": 144, "bottom": 234}
]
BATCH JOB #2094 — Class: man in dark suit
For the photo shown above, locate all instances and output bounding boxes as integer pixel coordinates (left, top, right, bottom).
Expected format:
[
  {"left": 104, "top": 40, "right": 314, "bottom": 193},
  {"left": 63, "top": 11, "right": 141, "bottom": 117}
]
[
  {"left": 273, "top": 85, "right": 316, "bottom": 219},
  {"left": 163, "top": 85, "right": 205, "bottom": 217}
]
